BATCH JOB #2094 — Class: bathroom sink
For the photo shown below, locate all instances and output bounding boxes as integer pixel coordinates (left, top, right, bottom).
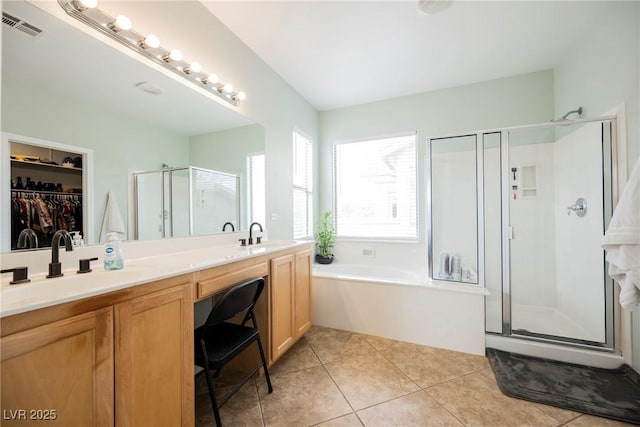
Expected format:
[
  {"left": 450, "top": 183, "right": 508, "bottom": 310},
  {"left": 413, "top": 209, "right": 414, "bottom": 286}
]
[{"left": 1, "top": 263, "right": 162, "bottom": 317}]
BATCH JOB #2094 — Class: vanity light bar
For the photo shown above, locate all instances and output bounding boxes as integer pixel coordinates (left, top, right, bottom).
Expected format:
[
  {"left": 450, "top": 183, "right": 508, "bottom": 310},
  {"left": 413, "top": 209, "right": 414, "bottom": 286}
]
[{"left": 58, "top": 0, "right": 245, "bottom": 106}]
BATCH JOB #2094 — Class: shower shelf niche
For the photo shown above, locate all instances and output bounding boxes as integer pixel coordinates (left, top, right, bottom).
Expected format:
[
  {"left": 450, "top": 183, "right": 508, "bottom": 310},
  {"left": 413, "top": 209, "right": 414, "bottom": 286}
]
[{"left": 521, "top": 165, "right": 537, "bottom": 198}]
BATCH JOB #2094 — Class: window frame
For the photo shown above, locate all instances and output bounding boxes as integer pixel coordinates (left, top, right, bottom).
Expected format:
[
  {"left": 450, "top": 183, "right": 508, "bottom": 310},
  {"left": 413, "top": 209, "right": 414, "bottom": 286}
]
[
  {"left": 292, "top": 129, "right": 313, "bottom": 240},
  {"left": 332, "top": 131, "right": 419, "bottom": 242}
]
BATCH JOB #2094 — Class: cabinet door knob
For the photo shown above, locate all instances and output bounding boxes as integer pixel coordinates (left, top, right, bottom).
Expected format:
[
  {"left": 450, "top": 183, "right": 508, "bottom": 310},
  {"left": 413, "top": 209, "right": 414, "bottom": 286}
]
[{"left": 1, "top": 266, "right": 31, "bottom": 284}]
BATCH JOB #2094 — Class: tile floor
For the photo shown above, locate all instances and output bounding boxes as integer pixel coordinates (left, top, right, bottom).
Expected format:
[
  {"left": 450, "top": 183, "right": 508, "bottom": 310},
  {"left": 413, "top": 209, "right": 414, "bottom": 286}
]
[{"left": 195, "top": 326, "right": 634, "bottom": 427}]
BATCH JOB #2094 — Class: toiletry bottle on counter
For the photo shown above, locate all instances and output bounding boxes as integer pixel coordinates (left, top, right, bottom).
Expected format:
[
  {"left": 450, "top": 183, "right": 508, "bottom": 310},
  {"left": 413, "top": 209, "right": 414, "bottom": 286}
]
[{"left": 104, "top": 232, "right": 124, "bottom": 270}]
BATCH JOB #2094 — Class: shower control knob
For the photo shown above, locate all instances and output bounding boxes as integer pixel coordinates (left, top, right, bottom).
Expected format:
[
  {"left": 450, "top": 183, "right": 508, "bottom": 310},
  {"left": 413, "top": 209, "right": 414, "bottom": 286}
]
[{"left": 567, "top": 197, "right": 587, "bottom": 217}]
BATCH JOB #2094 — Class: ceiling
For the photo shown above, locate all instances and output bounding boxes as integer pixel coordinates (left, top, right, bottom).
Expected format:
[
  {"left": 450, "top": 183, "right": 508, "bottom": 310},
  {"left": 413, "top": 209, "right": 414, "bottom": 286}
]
[{"left": 202, "top": 1, "right": 614, "bottom": 111}]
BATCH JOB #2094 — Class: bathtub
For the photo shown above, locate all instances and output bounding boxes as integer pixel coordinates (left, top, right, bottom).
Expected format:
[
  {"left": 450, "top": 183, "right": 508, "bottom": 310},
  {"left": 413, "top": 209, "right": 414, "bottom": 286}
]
[
  {"left": 313, "top": 263, "right": 426, "bottom": 286},
  {"left": 312, "top": 262, "right": 488, "bottom": 355}
]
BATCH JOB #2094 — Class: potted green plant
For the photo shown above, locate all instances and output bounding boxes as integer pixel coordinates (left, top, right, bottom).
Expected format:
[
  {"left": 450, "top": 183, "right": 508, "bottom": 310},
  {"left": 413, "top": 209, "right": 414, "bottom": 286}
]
[{"left": 315, "top": 211, "right": 336, "bottom": 264}]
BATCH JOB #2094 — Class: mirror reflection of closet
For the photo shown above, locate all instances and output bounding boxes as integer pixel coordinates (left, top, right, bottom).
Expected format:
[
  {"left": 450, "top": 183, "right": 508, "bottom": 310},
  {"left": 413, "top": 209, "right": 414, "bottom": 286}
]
[{"left": 4, "top": 135, "right": 92, "bottom": 251}]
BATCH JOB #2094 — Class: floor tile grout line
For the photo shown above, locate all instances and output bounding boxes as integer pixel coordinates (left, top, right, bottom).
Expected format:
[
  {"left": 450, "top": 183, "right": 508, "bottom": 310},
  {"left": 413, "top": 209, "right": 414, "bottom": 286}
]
[
  {"left": 526, "top": 401, "right": 586, "bottom": 426},
  {"left": 559, "top": 414, "right": 585, "bottom": 426},
  {"left": 318, "top": 359, "right": 364, "bottom": 426},
  {"left": 317, "top": 331, "right": 431, "bottom": 423},
  {"left": 264, "top": 336, "right": 360, "bottom": 427},
  {"left": 359, "top": 333, "right": 486, "bottom": 391},
  {"left": 419, "top": 388, "right": 469, "bottom": 427},
  {"left": 420, "top": 370, "right": 583, "bottom": 427},
  {"left": 308, "top": 413, "right": 363, "bottom": 427},
  {"left": 252, "top": 379, "right": 267, "bottom": 427},
  {"left": 360, "top": 331, "right": 490, "bottom": 424},
  {"left": 351, "top": 388, "right": 442, "bottom": 414},
  {"left": 268, "top": 337, "right": 323, "bottom": 379},
  {"left": 269, "top": 361, "right": 323, "bottom": 379},
  {"left": 417, "top": 372, "right": 477, "bottom": 391},
  {"left": 360, "top": 334, "right": 425, "bottom": 385},
  {"left": 313, "top": 330, "right": 382, "bottom": 426}
]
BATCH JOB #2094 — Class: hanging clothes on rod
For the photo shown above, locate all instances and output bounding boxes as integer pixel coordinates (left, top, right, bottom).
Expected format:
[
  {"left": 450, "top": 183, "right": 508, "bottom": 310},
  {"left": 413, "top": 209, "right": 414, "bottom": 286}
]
[{"left": 10, "top": 190, "right": 83, "bottom": 250}]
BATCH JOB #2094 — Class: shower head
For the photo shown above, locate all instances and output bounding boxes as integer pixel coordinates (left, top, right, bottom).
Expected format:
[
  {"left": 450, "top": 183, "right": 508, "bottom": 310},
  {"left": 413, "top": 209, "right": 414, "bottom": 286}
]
[
  {"left": 552, "top": 107, "right": 583, "bottom": 123},
  {"left": 562, "top": 107, "right": 583, "bottom": 120}
]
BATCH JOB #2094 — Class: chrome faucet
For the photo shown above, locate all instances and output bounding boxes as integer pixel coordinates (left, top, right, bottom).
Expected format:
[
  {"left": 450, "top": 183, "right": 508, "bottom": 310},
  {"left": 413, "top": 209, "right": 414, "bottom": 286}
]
[
  {"left": 248, "top": 222, "right": 263, "bottom": 245},
  {"left": 222, "top": 222, "right": 235, "bottom": 232},
  {"left": 47, "top": 230, "right": 73, "bottom": 278},
  {"left": 17, "top": 228, "right": 38, "bottom": 249}
]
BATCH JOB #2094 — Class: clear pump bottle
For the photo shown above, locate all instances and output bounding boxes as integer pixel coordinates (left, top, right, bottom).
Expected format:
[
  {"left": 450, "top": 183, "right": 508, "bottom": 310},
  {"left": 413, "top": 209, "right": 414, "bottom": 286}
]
[{"left": 104, "top": 232, "right": 124, "bottom": 270}]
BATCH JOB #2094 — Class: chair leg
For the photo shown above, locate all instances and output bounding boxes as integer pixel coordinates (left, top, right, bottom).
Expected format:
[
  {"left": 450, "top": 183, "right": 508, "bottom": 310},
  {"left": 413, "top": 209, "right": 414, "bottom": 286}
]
[
  {"left": 213, "top": 367, "right": 222, "bottom": 378},
  {"left": 203, "top": 365, "right": 223, "bottom": 427},
  {"left": 255, "top": 335, "right": 273, "bottom": 393},
  {"left": 200, "top": 342, "right": 223, "bottom": 427}
]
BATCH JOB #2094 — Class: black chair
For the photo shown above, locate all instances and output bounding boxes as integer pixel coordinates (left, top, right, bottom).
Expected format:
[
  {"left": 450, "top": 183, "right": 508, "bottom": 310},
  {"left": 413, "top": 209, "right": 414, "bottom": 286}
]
[{"left": 195, "top": 277, "right": 273, "bottom": 427}]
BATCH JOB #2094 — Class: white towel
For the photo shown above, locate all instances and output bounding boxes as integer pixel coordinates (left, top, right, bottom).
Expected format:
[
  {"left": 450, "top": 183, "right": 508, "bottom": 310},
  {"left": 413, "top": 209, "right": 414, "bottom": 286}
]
[
  {"left": 100, "top": 191, "right": 126, "bottom": 243},
  {"left": 602, "top": 158, "right": 640, "bottom": 311}
]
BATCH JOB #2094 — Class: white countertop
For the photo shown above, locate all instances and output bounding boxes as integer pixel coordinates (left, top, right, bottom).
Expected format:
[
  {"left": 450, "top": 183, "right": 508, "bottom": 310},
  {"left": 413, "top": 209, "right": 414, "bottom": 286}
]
[{"left": 0, "top": 240, "right": 308, "bottom": 318}]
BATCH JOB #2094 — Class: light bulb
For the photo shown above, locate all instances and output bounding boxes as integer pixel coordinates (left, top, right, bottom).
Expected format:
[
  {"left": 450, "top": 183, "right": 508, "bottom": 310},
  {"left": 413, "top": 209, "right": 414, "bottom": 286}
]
[
  {"left": 204, "top": 73, "right": 218, "bottom": 85},
  {"left": 163, "top": 49, "right": 183, "bottom": 63},
  {"left": 141, "top": 34, "right": 160, "bottom": 49},
  {"left": 223, "top": 83, "right": 233, "bottom": 94},
  {"left": 184, "top": 61, "right": 202, "bottom": 74},
  {"left": 236, "top": 91, "right": 246, "bottom": 101},
  {"left": 110, "top": 15, "right": 132, "bottom": 32}
]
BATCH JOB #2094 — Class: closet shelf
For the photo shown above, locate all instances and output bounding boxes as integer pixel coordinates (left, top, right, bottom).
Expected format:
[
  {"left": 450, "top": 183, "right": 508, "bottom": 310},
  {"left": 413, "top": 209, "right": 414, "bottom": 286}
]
[
  {"left": 10, "top": 159, "right": 82, "bottom": 173},
  {"left": 11, "top": 189, "right": 83, "bottom": 197}
]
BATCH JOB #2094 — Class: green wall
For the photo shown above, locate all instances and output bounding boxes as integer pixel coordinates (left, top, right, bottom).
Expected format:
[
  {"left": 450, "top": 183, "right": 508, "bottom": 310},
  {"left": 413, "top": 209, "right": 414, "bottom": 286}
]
[{"left": 318, "top": 69, "right": 555, "bottom": 224}]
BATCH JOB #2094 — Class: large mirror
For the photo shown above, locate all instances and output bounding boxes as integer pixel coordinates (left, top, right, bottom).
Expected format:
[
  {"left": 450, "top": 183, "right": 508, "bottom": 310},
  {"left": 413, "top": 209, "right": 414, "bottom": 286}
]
[{"left": 1, "top": 0, "right": 265, "bottom": 251}]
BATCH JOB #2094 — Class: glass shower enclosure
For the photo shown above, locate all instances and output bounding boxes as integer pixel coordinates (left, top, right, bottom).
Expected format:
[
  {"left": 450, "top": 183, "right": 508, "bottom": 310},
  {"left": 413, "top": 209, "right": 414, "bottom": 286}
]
[
  {"left": 428, "top": 118, "right": 617, "bottom": 350},
  {"left": 133, "top": 166, "right": 240, "bottom": 240}
]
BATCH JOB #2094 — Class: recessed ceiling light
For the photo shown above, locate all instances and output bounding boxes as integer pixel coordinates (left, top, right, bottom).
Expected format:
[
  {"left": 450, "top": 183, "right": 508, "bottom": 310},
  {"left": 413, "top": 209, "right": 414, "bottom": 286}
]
[
  {"left": 417, "top": 0, "right": 452, "bottom": 15},
  {"left": 135, "top": 81, "right": 163, "bottom": 95}
]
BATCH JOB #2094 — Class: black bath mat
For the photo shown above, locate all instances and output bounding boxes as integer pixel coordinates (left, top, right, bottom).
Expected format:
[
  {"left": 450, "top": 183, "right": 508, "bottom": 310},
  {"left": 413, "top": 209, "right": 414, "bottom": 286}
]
[{"left": 487, "top": 348, "right": 640, "bottom": 424}]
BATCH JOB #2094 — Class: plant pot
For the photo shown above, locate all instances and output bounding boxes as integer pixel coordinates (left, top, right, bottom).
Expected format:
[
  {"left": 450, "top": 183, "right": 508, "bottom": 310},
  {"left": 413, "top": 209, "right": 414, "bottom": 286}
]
[{"left": 315, "top": 254, "right": 334, "bottom": 265}]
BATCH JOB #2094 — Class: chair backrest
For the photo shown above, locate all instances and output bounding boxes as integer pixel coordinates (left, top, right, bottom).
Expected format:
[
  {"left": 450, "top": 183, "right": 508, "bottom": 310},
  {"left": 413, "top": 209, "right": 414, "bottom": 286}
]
[{"left": 205, "top": 277, "right": 265, "bottom": 326}]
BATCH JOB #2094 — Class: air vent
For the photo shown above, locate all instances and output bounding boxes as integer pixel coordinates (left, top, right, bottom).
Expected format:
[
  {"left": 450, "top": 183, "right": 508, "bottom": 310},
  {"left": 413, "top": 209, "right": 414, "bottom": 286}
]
[
  {"left": 2, "top": 11, "right": 43, "bottom": 38},
  {"left": 2, "top": 12, "right": 19, "bottom": 27}
]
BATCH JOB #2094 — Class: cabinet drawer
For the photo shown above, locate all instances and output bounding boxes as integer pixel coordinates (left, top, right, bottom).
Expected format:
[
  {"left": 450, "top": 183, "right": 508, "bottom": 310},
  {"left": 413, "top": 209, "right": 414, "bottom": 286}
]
[{"left": 196, "top": 256, "right": 268, "bottom": 299}]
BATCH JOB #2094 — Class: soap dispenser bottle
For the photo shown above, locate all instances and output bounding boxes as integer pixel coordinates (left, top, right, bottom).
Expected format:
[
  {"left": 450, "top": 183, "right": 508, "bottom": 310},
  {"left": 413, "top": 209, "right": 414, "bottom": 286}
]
[{"left": 104, "top": 232, "right": 124, "bottom": 270}]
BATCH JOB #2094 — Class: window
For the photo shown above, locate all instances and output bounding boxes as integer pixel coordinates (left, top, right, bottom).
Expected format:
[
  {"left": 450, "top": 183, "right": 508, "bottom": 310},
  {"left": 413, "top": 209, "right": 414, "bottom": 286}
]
[
  {"left": 334, "top": 133, "right": 417, "bottom": 239},
  {"left": 293, "top": 131, "right": 313, "bottom": 239},
  {"left": 248, "top": 153, "right": 265, "bottom": 227}
]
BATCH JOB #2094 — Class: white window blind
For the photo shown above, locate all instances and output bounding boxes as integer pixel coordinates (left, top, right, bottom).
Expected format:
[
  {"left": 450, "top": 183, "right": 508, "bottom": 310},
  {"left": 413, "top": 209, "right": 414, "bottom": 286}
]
[
  {"left": 334, "top": 133, "right": 417, "bottom": 239},
  {"left": 293, "top": 131, "right": 313, "bottom": 239}
]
